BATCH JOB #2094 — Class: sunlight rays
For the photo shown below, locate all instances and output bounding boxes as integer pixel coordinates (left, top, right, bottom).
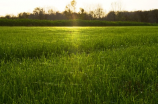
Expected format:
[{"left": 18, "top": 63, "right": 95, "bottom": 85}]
[{"left": 65, "top": 27, "right": 82, "bottom": 53}]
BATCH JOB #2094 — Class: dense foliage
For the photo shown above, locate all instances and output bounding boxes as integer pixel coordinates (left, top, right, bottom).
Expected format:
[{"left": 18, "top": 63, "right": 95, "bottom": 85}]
[{"left": 0, "top": 19, "right": 157, "bottom": 26}]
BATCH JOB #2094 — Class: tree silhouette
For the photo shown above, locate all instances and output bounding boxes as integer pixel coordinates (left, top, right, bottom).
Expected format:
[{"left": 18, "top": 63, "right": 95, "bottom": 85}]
[
  {"left": 95, "top": 6, "right": 104, "bottom": 19},
  {"left": 18, "top": 12, "right": 29, "bottom": 19},
  {"left": 33, "top": 7, "right": 45, "bottom": 20},
  {"left": 79, "top": 8, "right": 85, "bottom": 19},
  {"left": 1, "top": 2, "right": 158, "bottom": 23},
  {"left": 64, "top": 0, "right": 77, "bottom": 19}
]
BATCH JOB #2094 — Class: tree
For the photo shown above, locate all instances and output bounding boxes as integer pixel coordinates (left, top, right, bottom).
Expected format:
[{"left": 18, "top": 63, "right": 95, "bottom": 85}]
[
  {"left": 64, "top": 0, "right": 77, "bottom": 14},
  {"left": 79, "top": 8, "right": 84, "bottom": 14},
  {"left": 33, "top": 7, "right": 45, "bottom": 20},
  {"left": 64, "top": 4, "right": 72, "bottom": 19},
  {"left": 64, "top": 0, "right": 77, "bottom": 19},
  {"left": 48, "top": 9, "right": 55, "bottom": 15},
  {"left": 149, "top": 9, "right": 158, "bottom": 23},
  {"left": 18, "top": 12, "right": 29, "bottom": 19},
  {"left": 110, "top": 1, "right": 123, "bottom": 21},
  {"left": 111, "top": 1, "right": 123, "bottom": 12},
  {"left": 94, "top": 5, "right": 104, "bottom": 19},
  {"left": 106, "top": 11, "right": 116, "bottom": 21},
  {"left": 79, "top": 8, "right": 85, "bottom": 19},
  {"left": 5, "top": 15, "right": 11, "bottom": 19},
  {"left": 71, "top": 0, "right": 77, "bottom": 13},
  {"left": 89, "top": 11, "right": 94, "bottom": 20}
]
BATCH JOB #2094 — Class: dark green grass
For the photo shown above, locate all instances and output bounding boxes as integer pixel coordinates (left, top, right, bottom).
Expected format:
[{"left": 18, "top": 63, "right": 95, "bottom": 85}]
[
  {"left": 0, "top": 26, "right": 158, "bottom": 103},
  {"left": 0, "top": 19, "right": 157, "bottom": 26}
]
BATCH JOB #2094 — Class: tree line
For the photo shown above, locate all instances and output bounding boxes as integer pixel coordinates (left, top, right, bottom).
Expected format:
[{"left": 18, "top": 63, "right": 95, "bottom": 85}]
[{"left": 1, "top": 0, "right": 158, "bottom": 23}]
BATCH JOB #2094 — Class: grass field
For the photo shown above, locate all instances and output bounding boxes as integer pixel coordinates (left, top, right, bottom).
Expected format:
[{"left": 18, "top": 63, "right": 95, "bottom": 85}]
[{"left": 0, "top": 26, "right": 158, "bottom": 103}]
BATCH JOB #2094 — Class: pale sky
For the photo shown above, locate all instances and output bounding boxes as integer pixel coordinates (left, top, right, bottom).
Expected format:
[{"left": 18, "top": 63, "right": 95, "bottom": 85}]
[{"left": 0, "top": 0, "right": 158, "bottom": 16}]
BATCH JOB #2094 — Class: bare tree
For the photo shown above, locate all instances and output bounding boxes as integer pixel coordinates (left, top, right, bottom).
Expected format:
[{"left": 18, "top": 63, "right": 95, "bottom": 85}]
[
  {"left": 94, "top": 5, "right": 104, "bottom": 19},
  {"left": 110, "top": 1, "right": 123, "bottom": 21},
  {"left": 48, "top": 9, "right": 55, "bottom": 15},
  {"left": 71, "top": 0, "right": 77, "bottom": 13},
  {"left": 64, "top": 0, "right": 77, "bottom": 13},
  {"left": 44, "top": 6, "right": 57, "bottom": 14},
  {"left": 64, "top": 0, "right": 77, "bottom": 19},
  {"left": 111, "top": 1, "right": 123, "bottom": 12},
  {"left": 64, "top": 4, "right": 72, "bottom": 19}
]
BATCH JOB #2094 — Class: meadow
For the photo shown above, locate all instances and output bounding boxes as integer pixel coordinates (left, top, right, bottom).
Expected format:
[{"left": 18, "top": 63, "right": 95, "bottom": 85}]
[{"left": 0, "top": 26, "right": 158, "bottom": 103}]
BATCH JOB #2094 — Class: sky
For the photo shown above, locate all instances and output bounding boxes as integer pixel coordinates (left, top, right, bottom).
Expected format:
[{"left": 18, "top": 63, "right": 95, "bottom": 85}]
[{"left": 0, "top": 0, "right": 158, "bottom": 16}]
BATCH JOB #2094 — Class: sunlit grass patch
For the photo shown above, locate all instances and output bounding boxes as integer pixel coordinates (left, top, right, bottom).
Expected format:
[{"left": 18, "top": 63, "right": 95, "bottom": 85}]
[{"left": 0, "top": 26, "right": 158, "bottom": 103}]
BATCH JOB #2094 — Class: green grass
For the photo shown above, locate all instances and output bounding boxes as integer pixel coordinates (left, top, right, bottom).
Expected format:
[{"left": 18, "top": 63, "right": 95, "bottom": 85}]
[{"left": 0, "top": 26, "right": 158, "bottom": 103}]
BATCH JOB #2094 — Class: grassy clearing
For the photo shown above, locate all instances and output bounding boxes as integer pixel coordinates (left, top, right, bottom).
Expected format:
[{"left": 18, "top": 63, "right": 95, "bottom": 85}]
[{"left": 0, "top": 26, "right": 158, "bottom": 103}]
